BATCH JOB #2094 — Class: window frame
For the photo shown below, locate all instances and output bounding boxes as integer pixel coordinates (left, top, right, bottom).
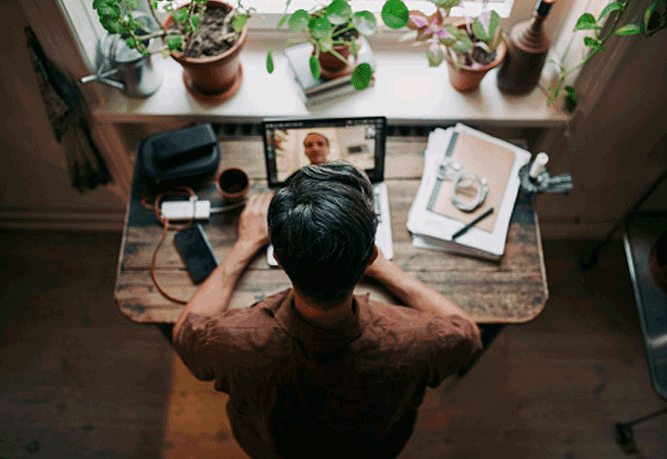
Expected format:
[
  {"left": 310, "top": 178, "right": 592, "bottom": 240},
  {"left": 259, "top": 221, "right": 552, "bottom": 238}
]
[
  {"left": 243, "top": 1, "right": 516, "bottom": 29},
  {"left": 60, "top": 0, "right": 517, "bottom": 72}
]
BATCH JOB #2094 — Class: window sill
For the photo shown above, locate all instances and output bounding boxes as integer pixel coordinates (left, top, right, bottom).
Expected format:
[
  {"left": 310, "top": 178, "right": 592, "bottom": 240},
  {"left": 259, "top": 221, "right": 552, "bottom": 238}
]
[{"left": 91, "top": 33, "right": 569, "bottom": 127}]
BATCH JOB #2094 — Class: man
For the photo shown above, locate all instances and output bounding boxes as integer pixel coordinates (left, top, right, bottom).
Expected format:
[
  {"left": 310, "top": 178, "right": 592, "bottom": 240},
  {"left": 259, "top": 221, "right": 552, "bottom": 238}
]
[
  {"left": 303, "top": 132, "right": 330, "bottom": 165},
  {"left": 173, "top": 162, "right": 482, "bottom": 459}
]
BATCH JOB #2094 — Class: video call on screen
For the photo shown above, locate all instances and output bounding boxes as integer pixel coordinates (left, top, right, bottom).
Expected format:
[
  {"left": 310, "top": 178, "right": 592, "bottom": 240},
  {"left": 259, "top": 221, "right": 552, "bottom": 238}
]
[{"left": 264, "top": 118, "right": 384, "bottom": 184}]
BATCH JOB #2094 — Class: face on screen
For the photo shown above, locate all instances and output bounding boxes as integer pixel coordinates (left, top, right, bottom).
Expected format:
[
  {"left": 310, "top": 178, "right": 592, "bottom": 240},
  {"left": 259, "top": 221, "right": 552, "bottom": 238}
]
[{"left": 271, "top": 124, "right": 377, "bottom": 182}]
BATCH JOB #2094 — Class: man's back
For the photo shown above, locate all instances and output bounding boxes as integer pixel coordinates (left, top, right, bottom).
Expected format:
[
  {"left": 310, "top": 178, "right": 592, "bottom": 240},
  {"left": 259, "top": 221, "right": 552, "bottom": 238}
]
[
  {"left": 174, "top": 289, "right": 481, "bottom": 459},
  {"left": 172, "top": 163, "right": 482, "bottom": 458}
]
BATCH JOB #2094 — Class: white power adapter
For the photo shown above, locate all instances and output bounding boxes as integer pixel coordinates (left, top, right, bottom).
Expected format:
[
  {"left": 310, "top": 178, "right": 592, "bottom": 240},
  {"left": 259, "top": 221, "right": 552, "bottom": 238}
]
[{"left": 161, "top": 199, "right": 211, "bottom": 220}]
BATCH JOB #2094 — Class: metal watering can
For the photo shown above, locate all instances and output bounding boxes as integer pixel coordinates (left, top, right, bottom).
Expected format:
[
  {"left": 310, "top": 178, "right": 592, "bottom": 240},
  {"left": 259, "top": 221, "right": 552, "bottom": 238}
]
[{"left": 80, "top": 15, "right": 162, "bottom": 98}]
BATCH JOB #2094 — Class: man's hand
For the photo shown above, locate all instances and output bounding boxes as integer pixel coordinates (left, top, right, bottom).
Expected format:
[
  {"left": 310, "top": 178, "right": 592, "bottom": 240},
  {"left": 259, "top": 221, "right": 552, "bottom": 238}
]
[
  {"left": 237, "top": 191, "right": 273, "bottom": 249},
  {"left": 173, "top": 191, "right": 275, "bottom": 337},
  {"left": 364, "top": 244, "right": 388, "bottom": 280}
]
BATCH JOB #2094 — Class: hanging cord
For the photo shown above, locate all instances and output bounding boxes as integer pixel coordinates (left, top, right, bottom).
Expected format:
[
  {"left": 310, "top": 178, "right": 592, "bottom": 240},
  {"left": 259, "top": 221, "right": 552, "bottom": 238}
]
[
  {"left": 141, "top": 186, "right": 249, "bottom": 303},
  {"left": 141, "top": 186, "right": 197, "bottom": 304}
]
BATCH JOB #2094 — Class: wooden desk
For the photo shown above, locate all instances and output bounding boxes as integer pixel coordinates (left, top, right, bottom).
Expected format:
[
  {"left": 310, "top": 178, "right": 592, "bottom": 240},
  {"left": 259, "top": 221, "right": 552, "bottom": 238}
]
[{"left": 114, "top": 137, "right": 548, "bottom": 324}]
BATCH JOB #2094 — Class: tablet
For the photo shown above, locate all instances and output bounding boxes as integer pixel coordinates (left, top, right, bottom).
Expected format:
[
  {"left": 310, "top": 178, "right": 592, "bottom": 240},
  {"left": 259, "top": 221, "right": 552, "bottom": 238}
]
[{"left": 261, "top": 116, "right": 387, "bottom": 188}]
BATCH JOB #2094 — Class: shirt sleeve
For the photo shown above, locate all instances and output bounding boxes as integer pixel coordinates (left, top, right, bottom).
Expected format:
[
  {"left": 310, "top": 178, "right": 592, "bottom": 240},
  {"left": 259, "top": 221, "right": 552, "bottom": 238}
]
[
  {"left": 172, "top": 312, "right": 219, "bottom": 381},
  {"left": 426, "top": 315, "right": 483, "bottom": 388}
]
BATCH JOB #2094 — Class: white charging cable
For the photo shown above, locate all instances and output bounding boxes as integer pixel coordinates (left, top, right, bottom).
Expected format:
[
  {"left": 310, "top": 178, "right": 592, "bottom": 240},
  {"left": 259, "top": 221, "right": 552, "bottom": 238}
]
[{"left": 161, "top": 197, "right": 246, "bottom": 220}]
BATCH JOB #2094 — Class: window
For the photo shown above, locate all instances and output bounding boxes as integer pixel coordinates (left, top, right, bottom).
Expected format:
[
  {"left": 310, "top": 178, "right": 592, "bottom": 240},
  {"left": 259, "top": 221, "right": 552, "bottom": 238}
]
[
  {"left": 59, "top": 0, "right": 516, "bottom": 71},
  {"left": 244, "top": 1, "right": 516, "bottom": 28}
]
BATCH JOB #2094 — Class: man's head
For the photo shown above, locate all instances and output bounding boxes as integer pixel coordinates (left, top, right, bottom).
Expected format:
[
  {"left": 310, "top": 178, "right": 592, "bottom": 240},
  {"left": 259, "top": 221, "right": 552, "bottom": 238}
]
[
  {"left": 303, "top": 132, "right": 330, "bottom": 165},
  {"left": 268, "top": 162, "right": 378, "bottom": 307}
]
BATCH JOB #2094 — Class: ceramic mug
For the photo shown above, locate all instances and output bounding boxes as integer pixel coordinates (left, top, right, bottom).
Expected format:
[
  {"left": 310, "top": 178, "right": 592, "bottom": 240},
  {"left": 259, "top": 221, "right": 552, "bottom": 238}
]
[{"left": 217, "top": 167, "right": 249, "bottom": 203}]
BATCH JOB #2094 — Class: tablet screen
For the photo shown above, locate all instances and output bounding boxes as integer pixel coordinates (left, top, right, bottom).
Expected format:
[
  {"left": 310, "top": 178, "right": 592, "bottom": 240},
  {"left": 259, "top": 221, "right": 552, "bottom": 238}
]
[{"left": 262, "top": 116, "right": 386, "bottom": 187}]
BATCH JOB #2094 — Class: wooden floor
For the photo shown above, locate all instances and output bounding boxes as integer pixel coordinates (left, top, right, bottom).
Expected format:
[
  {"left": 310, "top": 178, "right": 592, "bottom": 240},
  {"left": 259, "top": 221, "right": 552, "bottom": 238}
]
[{"left": 0, "top": 229, "right": 665, "bottom": 459}]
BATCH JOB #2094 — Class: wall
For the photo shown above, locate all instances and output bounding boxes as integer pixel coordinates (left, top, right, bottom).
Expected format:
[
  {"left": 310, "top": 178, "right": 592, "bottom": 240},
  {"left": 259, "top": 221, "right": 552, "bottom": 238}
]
[
  {"left": 0, "top": 0, "right": 127, "bottom": 230},
  {"left": 533, "top": 2, "right": 667, "bottom": 238},
  {"left": 1, "top": 0, "right": 664, "bottom": 236}
]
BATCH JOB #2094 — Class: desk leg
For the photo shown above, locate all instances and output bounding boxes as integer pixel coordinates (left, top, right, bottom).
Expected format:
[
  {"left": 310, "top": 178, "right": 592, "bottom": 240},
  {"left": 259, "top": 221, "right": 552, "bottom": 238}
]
[
  {"left": 457, "top": 324, "right": 506, "bottom": 378},
  {"left": 155, "top": 323, "right": 175, "bottom": 345}
]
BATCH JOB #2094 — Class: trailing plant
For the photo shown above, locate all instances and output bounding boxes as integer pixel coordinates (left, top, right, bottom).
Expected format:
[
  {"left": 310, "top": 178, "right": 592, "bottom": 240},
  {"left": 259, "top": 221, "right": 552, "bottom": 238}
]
[
  {"left": 404, "top": 0, "right": 502, "bottom": 69},
  {"left": 92, "top": 0, "right": 253, "bottom": 56},
  {"left": 265, "top": 0, "right": 410, "bottom": 90},
  {"left": 548, "top": 0, "right": 667, "bottom": 113}
]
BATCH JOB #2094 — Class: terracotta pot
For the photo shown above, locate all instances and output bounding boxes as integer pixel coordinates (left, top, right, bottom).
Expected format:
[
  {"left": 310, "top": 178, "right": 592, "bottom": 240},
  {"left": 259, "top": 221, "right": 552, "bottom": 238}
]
[
  {"left": 164, "top": 0, "right": 247, "bottom": 98},
  {"left": 318, "top": 43, "right": 354, "bottom": 72},
  {"left": 313, "top": 32, "right": 361, "bottom": 79},
  {"left": 444, "top": 22, "right": 506, "bottom": 92},
  {"left": 216, "top": 167, "right": 249, "bottom": 203}
]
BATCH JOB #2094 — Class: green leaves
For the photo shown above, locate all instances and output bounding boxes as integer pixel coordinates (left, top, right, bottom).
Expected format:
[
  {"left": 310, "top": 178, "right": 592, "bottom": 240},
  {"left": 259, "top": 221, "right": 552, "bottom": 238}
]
[
  {"left": 172, "top": 7, "right": 188, "bottom": 23},
  {"left": 165, "top": 34, "right": 182, "bottom": 51},
  {"left": 427, "top": 42, "right": 444, "bottom": 67},
  {"left": 583, "top": 36, "right": 604, "bottom": 51},
  {"left": 472, "top": 10, "right": 500, "bottom": 44},
  {"left": 574, "top": 13, "right": 602, "bottom": 31},
  {"left": 93, "top": 0, "right": 122, "bottom": 34},
  {"left": 232, "top": 14, "right": 247, "bottom": 33},
  {"left": 598, "top": 2, "right": 623, "bottom": 21},
  {"left": 645, "top": 0, "right": 663, "bottom": 30},
  {"left": 351, "top": 63, "right": 373, "bottom": 89},
  {"left": 564, "top": 86, "right": 578, "bottom": 113},
  {"left": 270, "top": 1, "right": 412, "bottom": 92},
  {"left": 266, "top": 48, "right": 274, "bottom": 74},
  {"left": 353, "top": 11, "right": 377, "bottom": 35},
  {"left": 434, "top": 0, "right": 461, "bottom": 9},
  {"left": 277, "top": 13, "right": 289, "bottom": 29},
  {"left": 615, "top": 21, "right": 643, "bottom": 35},
  {"left": 326, "top": 0, "right": 352, "bottom": 25},
  {"left": 309, "top": 16, "right": 333, "bottom": 40},
  {"left": 288, "top": 9, "right": 309, "bottom": 33},
  {"left": 309, "top": 55, "right": 321, "bottom": 80},
  {"left": 447, "top": 24, "right": 472, "bottom": 54},
  {"left": 381, "top": 0, "right": 409, "bottom": 29}
]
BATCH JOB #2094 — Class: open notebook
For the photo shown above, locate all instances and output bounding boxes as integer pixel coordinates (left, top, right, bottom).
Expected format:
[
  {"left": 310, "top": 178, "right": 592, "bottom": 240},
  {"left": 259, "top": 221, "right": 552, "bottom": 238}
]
[{"left": 262, "top": 116, "right": 393, "bottom": 266}]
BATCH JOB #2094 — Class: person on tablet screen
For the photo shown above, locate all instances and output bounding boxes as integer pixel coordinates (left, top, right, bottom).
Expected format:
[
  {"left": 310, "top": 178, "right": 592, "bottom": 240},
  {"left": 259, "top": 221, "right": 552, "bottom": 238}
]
[
  {"left": 172, "top": 162, "right": 482, "bottom": 459},
  {"left": 303, "top": 132, "right": 330, "bottom": 165}
]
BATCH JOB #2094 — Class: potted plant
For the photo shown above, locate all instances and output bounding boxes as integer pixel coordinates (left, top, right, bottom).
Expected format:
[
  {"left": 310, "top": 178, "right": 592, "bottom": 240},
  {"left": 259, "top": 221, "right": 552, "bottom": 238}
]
[
  {"left": 404, "top": 0, "right": 506, "bottom": 92},
  {"left": 266, "top": 0, "right": 410, "bottom": 90},
  {"left": 92, "top": 0, "right": 253, "bottom": 99},
  {"left": 547, "top": 0, "right": 667, "bottom": 112}
]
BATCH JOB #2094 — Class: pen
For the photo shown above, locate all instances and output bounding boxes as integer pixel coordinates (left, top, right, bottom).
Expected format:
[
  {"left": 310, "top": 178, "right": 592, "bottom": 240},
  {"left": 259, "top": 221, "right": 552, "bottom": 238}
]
[{"left": 452, "top": 207, "right": 494, "bottom": 240}]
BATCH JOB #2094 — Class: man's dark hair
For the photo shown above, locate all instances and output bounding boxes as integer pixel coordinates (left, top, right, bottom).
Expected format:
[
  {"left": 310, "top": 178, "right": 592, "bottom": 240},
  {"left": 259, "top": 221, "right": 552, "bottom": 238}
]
[{"left": 268, "top": 162, "right": 378, "bottom": 306}]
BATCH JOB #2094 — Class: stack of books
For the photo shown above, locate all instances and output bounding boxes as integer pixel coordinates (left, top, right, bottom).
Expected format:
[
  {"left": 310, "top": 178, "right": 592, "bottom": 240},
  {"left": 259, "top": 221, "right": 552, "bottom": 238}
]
[
  {"left": 407, "top": 124, "right": 532, "bottom": 261},
  {"left": 284, "top": 36, "right": 376, "bottom": 109}
]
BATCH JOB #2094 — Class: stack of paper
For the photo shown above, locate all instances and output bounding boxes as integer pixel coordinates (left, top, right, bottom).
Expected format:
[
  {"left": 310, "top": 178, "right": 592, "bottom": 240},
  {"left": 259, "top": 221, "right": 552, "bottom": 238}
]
[{"left": 407, "top": 124, "right": 531, "bottom": 261}]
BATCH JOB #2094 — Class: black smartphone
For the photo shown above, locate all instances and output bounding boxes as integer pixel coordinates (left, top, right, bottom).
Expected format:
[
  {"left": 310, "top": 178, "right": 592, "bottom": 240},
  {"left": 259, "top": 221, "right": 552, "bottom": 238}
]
[{"left": 173, "top": 223, "right": 219, "bottom": 283}]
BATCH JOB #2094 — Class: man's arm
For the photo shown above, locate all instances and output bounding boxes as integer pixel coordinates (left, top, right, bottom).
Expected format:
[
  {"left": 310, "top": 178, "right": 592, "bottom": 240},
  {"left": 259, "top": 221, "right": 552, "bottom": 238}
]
[
  {"left": 172, "top": 191, "right": 273, "bottom": 340},
  {"left": 365, "top": 247, "right": 481, "bottom": 339}
]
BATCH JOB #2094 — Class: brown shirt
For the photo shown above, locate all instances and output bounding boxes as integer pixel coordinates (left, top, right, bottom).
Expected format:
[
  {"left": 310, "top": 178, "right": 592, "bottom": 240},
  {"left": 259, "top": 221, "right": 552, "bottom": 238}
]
[{"left": 174, "top": 289, "right": 482, "bottom": 459}]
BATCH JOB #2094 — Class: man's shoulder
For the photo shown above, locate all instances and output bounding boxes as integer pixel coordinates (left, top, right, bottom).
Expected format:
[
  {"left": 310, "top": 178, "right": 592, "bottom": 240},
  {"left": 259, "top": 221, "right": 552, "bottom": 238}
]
[
  {"left": 364, "top": 298, "right": 444, "bottom": 329},
  {"left": 361, "top": 299, "right": 478, "bottom": 346},
  {"left": 179, "top": 289, "right": 290, "bottom": 339}
]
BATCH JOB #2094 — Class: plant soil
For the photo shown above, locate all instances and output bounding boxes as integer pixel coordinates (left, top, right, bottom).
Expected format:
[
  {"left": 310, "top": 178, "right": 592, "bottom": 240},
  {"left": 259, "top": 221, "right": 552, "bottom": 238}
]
[
  {"left": 173, "top": 4, "right": 239, "bottom": 59},
  {"left": 471, "top": 46, "right": 497, "bottom": 66},
  {"left": 332, "top": 24, "right": 359, "bottom": 42}
]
